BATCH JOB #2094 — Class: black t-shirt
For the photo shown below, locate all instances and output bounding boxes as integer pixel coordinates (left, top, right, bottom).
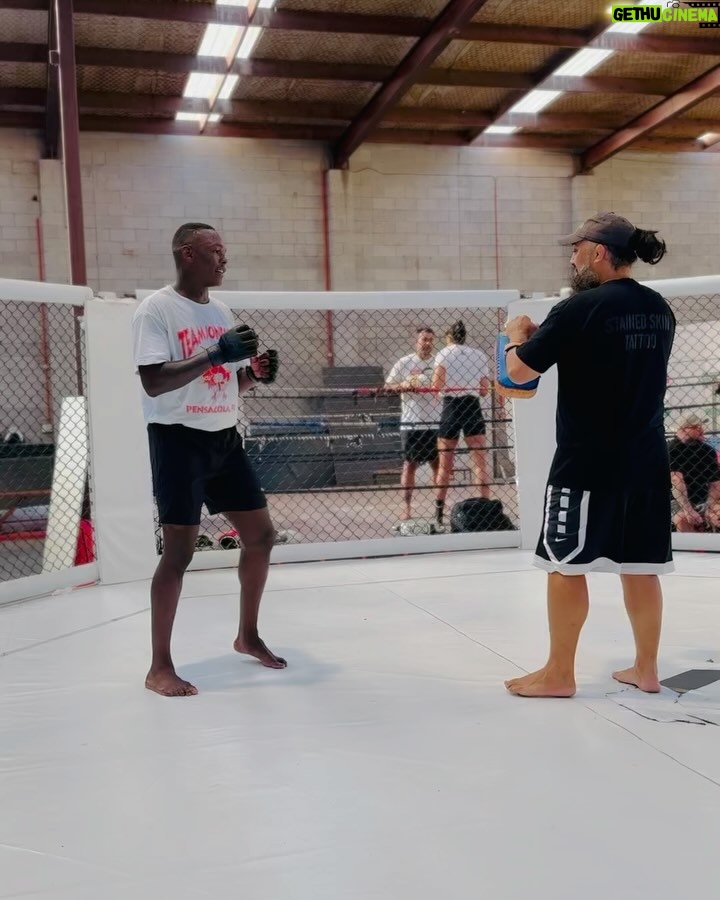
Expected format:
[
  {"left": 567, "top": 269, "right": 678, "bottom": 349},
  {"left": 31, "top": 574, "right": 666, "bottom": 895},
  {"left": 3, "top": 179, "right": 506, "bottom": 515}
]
[
  {"left": 516, "top": 278, "right": 676, "bottom": 489},
  {"left": 668, "top": 437, "right": 720, "bottom": 506}
]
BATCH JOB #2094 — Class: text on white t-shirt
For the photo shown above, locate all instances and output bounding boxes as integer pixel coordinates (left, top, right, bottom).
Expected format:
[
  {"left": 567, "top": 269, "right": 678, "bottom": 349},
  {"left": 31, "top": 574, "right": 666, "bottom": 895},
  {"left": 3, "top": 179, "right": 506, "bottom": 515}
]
[{"left": 131, "top": 285, "right": 247, "bottom": 432}]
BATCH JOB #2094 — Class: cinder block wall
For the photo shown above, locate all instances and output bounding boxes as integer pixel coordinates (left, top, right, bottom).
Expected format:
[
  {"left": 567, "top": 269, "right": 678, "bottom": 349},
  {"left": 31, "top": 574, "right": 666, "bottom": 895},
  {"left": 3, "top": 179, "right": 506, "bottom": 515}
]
[
  {"left": 0, "top": 131, "right": 42, "bottom": 282},
  {"left": 4, "top": 130, "right": 718, "bottom": 295},
  {"left": 3, "top": 128, "right": 720, "bottom": 441}
]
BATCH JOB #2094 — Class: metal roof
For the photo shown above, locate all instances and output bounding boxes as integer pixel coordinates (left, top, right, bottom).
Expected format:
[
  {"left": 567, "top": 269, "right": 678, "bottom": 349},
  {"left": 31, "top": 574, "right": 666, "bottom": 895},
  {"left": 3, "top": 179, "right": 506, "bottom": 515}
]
[{"left": 1, "top": 0, "right": 719, "bottom": 168}]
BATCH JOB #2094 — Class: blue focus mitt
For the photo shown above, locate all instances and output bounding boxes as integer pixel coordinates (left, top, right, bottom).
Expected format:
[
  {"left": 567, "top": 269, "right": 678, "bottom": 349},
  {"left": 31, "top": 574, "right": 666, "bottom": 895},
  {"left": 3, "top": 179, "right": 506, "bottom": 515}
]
[{"left": 494, "top": 333, "right": 540, "bottom": 399}]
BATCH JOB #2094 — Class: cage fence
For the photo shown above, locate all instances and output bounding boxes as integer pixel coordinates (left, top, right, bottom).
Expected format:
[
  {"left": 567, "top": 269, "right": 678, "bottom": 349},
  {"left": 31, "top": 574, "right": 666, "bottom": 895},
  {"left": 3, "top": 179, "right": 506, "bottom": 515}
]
[
  {"left": 154, "top": 304, "right": 519, "bottom": 553},
  {"left": 6, "top": 287, "right": 719, "bottom": 583},
  {"left": 0, "top": 298, "right": 93, "bottom": 582},
  {"left": 665, "top": 293, "right": 720, "bottom": 535}
]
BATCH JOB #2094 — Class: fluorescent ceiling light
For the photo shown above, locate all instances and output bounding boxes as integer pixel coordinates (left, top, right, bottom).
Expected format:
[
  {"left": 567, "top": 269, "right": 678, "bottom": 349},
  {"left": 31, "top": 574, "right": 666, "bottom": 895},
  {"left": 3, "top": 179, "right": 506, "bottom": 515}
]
[
  {"left": 508, "top": 90, "right": 562, "bottom": 115},
  {"left": 175, "top": 113, "right": 207, "bottom": 127},
  {"left": 183, "top": 72, "right": 224, "bottom": 99},
  {"left": 218, "top": 74, "right": 239, "bottom": 100},
  {"left": 699, "top": 132, "right": 720, "bottom": 145},
  {"left": 257, "top": 0, "right": 277, "bottom": 7},
  {"left": 208, "top": 114, "right": 222, "bottom": 123},
  {"left": 237, "top": 25, "right": 262, "bottom": 59},
  {"left": 554, "top": 48, "right": 613, "bottom": 77},
  {"left": 198, "top": 24, "right": 242, "bottom": 57},
  {"left": 484, "top": 125, "right": 518, "bottom": 135},
  {"left": 217, "top": 0, "right": 248, "bottom": 5}
]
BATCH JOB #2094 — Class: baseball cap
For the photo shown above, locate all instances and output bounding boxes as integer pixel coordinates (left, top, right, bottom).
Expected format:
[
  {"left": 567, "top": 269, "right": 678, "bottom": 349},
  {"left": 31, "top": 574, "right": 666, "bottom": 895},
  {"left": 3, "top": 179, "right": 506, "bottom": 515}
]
[
  {"left": 559, "top": 212, "right": 636, "bottom": 247},
  {"left": 679, "top": 413, "right": 708, "bottom": 428}
]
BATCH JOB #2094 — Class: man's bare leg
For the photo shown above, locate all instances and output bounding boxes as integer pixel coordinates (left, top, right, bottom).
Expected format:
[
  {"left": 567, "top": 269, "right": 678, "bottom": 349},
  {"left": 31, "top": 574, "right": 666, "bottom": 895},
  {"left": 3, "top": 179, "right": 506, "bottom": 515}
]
[
  {"left": 505, "top": 573, "right": 588, "bottom": 697},
  {"left": 612, "top": 574, "right": 662, "bottom": 693},
  {"left": 401, "top": 460, "right": 417, "bottom": 520},
  {"left": 226, "top": 507, "right": 287, "bottom": 669},
  {"left": 145, "top": 524, "right": 199, "bottom": 697}
]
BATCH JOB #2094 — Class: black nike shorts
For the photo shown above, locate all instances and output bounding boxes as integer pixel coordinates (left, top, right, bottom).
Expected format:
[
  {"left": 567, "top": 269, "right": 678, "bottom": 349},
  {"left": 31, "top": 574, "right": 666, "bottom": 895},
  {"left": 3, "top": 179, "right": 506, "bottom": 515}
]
[
  {"left": 403, "top": 429, "right": 439, "bottom": 464},
  {"left": 533, "top": 483, "right": 674, "bottom": 575},
  {"left": 438, "top": 395, "right": 486, "bottom": 440},
  {"left": 148, "top": 423, "right": 267, "bottom": 526}
]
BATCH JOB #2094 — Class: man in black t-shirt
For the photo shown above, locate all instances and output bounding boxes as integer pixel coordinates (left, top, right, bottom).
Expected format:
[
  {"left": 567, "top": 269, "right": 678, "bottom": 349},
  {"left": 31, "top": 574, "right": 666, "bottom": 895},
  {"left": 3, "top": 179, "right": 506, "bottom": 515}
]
[
  {"left": 500, "top": 212, "right": 675, "bottom": 699},
  {"left": 668, "top": 414, "right": 720, "bottom": 531}
]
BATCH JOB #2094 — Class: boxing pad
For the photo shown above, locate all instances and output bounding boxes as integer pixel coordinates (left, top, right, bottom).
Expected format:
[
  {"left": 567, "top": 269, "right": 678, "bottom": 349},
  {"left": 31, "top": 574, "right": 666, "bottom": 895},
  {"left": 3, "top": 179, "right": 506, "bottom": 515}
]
[{"left": 494, "top": 333, "right": 539, "bottom": 399}]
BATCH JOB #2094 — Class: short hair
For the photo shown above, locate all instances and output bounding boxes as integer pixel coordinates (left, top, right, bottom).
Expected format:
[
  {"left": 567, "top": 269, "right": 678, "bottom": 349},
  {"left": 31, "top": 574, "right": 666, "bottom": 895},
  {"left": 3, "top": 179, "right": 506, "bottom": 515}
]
[
  {"left": 172, "top": 222, "right": 215, "bottom": 254},
  {"left": 416, "top": 326, "right": 435, "bottom": 334}
]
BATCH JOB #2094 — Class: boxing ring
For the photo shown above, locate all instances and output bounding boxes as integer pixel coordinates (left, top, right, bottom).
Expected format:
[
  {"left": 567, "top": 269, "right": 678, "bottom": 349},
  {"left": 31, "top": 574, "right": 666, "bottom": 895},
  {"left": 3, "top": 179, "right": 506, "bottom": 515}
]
[{"left": 2, "top": 276, "right": 720, "bottom": 900}]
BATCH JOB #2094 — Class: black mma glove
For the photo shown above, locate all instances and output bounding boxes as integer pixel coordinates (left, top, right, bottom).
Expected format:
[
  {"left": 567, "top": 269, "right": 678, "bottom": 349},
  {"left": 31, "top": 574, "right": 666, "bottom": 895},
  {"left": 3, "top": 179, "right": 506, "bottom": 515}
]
[
  {"left": 247, "top": 349, "right": 279, "bottom": 384},
  {"left": 206, "top": 324, "right": 258, "bottom": 366}
]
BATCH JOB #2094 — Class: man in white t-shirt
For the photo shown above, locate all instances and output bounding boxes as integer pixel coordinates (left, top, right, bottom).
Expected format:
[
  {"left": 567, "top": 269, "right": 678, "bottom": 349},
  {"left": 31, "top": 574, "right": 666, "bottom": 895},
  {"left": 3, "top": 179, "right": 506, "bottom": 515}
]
[
  {"left": 385, "top": 327, "right": 441, "bottom": 520},
  {"left": 132, "top": 222, "right": 284, "bottom": 697}
]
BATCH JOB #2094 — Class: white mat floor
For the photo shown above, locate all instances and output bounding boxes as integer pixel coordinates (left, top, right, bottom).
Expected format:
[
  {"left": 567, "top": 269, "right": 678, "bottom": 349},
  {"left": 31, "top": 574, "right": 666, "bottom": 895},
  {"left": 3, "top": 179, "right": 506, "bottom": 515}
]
[{"left": 2, "top": 549, "right": 720, "bottom": 900}]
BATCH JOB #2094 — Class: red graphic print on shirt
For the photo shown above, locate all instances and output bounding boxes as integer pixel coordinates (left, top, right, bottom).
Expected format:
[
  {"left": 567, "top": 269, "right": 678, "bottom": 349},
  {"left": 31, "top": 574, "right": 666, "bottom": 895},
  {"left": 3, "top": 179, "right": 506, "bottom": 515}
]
[{"left": 177, "top": 325, "right": 232, "bottom": 400}]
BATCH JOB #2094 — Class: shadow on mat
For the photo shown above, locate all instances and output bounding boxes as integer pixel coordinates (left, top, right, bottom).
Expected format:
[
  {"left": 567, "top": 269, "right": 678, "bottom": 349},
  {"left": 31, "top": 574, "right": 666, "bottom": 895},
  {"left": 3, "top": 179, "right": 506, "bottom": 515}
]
[{"left": 177, "top": 648, "right": 339, "bottom": 692}]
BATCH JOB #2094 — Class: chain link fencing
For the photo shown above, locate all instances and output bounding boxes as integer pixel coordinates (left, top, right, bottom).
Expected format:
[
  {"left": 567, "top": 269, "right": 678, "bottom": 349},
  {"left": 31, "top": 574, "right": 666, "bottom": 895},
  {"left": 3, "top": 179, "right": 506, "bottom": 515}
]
[
  {"left": 666, "top": 293, "right": 720, "bottom": 535},
  {"left": 0, "top": 299, "right": 93, "bottom": 582},
  {"left": 154, "top": 304, "right": 519, "bottom": 553}
]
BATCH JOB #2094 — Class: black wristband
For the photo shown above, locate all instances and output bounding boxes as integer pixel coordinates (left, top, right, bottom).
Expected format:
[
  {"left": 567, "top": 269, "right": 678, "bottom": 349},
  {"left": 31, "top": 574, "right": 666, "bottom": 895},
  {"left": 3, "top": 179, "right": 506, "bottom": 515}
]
[{"left": 206, "top": 345, "right": 224, "bottom": 366}]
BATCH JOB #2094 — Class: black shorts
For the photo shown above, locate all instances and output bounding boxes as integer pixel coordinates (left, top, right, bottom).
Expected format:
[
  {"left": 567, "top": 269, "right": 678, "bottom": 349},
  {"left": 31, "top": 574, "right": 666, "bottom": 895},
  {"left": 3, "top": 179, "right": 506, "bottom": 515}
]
[
  {"left": 534, "top": 483, "right": 673, "bottom": 575},
  {"left": 402, "top": 429, "right": 439, "bottom": 464},
  {"left": 438, "top": 395, "right": 486, "bottom": 440},
  {"left": 148, "top": 423, "right": 266, "bottom": 526}
]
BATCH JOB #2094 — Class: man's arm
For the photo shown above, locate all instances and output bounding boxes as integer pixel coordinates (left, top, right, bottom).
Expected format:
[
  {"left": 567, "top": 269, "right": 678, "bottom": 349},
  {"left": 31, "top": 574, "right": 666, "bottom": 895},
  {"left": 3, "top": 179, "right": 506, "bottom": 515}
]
[
  {"left": 671, "top": 470, "right": 704, "bottom": 525},
  {"left": 384, "top": 359, "right": 410, "bottom": 393},
  {"left": 503, "top": 300, "right": 575, "bottom": 383},
  {"left": 237, "top": 368, "right": 257, "bottom": 395},
  {"left": 709, "top": 479, "right": 720, "bottom": 503},
  {"left": 506, "top": 349, "right": 541, "bottom": 386},
  {"left": 139, "top": 351, "right": 216, "bottom": 398}
]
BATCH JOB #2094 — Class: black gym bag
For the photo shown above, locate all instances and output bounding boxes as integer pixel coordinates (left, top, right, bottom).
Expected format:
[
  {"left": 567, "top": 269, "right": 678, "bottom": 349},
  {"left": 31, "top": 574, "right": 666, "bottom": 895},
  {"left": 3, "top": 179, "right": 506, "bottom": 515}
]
[{"left": 450, "top": 498, "right": 516, "bottom": 533}]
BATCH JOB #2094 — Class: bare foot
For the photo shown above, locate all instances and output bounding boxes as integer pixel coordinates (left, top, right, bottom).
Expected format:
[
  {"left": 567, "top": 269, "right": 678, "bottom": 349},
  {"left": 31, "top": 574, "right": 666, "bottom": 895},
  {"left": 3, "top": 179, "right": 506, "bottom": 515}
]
[
  {"left": 233, "top": 636, "right": 287, "bottom": 669},
  {"left": 612, "top": 666, "right": 661, "bottom": 693},
  {"left": 145, "top": 667, "right": 198, "bottom": 697},
  {"left": 505, "top": 667, "right": 576, "bottom": 698}
]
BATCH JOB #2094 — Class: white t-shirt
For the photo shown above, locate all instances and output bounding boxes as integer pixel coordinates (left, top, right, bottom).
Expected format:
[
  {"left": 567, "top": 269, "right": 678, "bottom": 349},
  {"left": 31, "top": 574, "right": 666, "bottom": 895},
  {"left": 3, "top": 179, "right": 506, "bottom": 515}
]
[
  {"left": 385, "top": 353, "right": 440, "bottom": 431},
  {"left": 131, "top": 285, "right": 246, "bottom": 431},
  {"left": 434, "top": 344, "right": 490, "bottom": 398}
]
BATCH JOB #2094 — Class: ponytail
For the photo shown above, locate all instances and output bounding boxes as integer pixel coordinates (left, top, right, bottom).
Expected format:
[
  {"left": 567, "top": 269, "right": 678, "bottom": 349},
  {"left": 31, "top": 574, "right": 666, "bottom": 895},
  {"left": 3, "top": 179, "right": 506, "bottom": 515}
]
[
  {"left": 449, "top": 319, "right": 466, "bottom": 344},
  {"left": 629, "top": 228, "right": 667, "bottom": 265},
  {"left": 606, "top": 228, "right": 667, "bottom": 268}
]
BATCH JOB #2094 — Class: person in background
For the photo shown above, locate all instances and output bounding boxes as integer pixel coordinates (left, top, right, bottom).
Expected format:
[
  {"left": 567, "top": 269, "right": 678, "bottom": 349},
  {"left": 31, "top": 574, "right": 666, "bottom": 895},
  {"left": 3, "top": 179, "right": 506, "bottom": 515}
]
[
  {"left": 432, "top": 320, "right": 491, "bottom": 526},
  {"left": 385, "top": 327, "right": 441, "bottom": 520},
  {"left": 668, "top": 413, "right": 720, "bottom": 532}
]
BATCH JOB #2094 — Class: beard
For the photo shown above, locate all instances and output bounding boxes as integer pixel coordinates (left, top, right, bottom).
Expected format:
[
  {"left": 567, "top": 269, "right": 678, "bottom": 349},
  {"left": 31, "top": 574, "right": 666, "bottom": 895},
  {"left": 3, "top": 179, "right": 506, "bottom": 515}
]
[{"left": 570, "top": 266, "right": 601, "bottom": 293}]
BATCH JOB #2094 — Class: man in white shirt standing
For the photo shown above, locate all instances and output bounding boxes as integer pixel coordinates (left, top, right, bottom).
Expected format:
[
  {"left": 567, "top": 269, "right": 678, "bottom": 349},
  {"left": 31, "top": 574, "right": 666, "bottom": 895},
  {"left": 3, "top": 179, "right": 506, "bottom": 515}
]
[
  {"left": 132, "top": 222, "right": 284, "bottom": 697},
  {"left": 385, "top": 327, "right": 441, "bottom": 520}
]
